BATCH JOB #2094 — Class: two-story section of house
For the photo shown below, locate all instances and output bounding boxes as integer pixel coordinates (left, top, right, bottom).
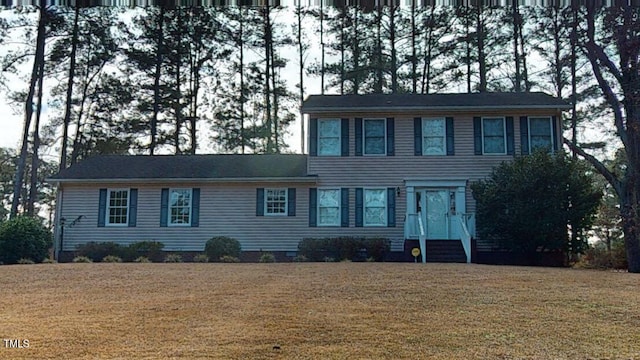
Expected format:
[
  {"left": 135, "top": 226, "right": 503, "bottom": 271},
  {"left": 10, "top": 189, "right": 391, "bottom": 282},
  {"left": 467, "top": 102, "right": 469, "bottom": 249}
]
[
  {"left": 49, "top": 92, "right": 569, "bottom": 263},
  {"left": 301, "top": 92, "right": 570, "bottom": 263}
]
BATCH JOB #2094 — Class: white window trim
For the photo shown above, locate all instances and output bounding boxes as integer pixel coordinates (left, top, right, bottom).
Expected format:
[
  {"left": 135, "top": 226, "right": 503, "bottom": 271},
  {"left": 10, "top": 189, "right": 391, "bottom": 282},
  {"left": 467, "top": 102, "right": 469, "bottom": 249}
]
[
  {"left": 481, "top": 117, "right": 507, "bottom": 155},
  {"left": 422, "top": 117, "right": 446, "bottom": 156},
  {"left": 528, "top": 116, "right": 554, "bottom": 153},
  {"left": 317, "top": 118, "right": 341, "bottom": 156},
  {"left": 317, "top": 188, "right": 341, "bottom": 227},
  {"left": 264, "top": 188, "right": 288, "bottom": 216},
  {"left": 363, "top": 118, "right": 387, "bottom": 156},
  {"left": 363, "top": 187, "right": 387, "bottom": 227},
  {"left": 168, "top": 188, "right": 193, "bottom": 227},
  {"left": 106, "top": 188, "right": 129, "bottom": 227}
]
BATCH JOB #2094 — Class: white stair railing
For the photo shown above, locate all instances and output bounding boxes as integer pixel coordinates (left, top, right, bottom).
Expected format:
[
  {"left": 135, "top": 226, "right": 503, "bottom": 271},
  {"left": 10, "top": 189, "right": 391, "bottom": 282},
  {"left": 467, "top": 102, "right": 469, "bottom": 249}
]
[
  {"left": 458, "top": 217, "right": 472, "bottom": 263},
  {"left": 417, "top": 212, "right": 426, "bottom": 264}
]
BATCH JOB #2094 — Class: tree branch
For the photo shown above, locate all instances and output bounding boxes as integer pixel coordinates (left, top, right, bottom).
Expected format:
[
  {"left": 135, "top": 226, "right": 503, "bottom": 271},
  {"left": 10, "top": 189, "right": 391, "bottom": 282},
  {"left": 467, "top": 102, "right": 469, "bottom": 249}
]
[{"left": 564, "top": 137, "right": 622, "bottom": 198}]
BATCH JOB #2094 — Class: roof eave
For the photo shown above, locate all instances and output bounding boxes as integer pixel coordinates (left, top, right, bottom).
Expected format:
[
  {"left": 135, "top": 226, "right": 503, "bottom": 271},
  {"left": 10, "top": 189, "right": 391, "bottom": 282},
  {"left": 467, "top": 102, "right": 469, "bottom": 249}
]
[
  {"left": 301, "top": 104, "right": 572, "bottom": 114},
  {"left": 47, "top": 176, "right": 319, "bottom": 185}
]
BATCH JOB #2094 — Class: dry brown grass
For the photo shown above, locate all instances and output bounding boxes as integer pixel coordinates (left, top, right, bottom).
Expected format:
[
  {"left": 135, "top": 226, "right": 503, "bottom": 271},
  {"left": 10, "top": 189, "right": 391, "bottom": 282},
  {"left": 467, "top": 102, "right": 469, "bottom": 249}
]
[{"left": 0, "top": 263, "right": 639, "bottom": 359}]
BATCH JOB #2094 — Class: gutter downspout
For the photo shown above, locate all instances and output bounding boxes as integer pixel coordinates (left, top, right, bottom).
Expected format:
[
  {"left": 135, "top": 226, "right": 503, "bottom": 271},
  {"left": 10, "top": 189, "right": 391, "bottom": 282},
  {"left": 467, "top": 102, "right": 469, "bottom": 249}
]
[{"left": 53, "top": 185, "right": 63, "bottom": 261}]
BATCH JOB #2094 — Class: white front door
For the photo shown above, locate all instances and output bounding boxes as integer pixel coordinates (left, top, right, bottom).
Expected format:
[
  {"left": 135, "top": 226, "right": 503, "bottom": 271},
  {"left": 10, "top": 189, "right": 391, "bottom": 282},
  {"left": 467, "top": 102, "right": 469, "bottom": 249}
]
[{"left": 424, "top": 190, "right": 449, "bottom": 239}]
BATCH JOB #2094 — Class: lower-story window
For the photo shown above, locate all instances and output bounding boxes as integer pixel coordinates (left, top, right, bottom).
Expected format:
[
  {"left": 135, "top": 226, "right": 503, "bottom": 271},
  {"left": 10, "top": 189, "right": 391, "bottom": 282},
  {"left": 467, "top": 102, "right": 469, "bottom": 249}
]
[
  {"left": 107, "top": 189, "right": 129, "bottom": 225},
  {"left": 265, "top": 188, "right": 287, "bottom": 215},
  {"left": 169, "top": 188, "right": 192, "bottom": 226},
  {"left": 318, "top": 189, "right": 340, "bottom": 226},
  {"left": 364, "top": 188, "right": 387, "bottom": 226}
]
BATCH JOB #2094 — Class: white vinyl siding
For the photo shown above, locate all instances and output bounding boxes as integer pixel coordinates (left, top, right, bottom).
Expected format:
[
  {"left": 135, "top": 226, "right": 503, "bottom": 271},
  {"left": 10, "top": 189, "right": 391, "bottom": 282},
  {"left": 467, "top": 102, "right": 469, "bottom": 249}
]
[
  {"left": 364, "top": 188, "right": 387, "bottom": 227},
  {"left": 363, "top": 118, "right": 386, "bottom": 155},
  {"left": 422, "top": 118, "right": 446, "bottom": 155},
  {"left": 318, "top": 119, "right": 341, "bottom": 156},
  {"left": 169, "top": 188, "right": 192, "bottom": 226},
  {"left": 318, "top": 188, "right": 340, "bottom": 226},
  {"left": 107, "top": 189, "right": 129, "bottom": 226},
  {"left": 482, "top": 117, "right": 506, "bottom": 154},
  {"left": 265, "top": 188, "right": 287, "bottom": 216},
  {"left": 529, "top": 117, "right": 553, "bottom": 152}
]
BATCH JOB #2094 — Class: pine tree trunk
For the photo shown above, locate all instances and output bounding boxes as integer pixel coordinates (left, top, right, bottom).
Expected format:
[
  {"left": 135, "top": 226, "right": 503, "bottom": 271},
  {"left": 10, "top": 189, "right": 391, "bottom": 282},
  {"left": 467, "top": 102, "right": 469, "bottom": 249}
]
[
  {"left": 27, "top": 54, "right": 45, "bottom": 216},
  {"left": 390, "top": 5, "right": 397, "bottom": 94},
  {"left": 320, "top": 1, "right": 325, "bottom": 95},
  {"left": 512, "top": 1, "right": 521, "bottom": 92},
  {"left": 297, "top": 4, "right": 305, "bottom": 154},
  {"left": 150, "top": 5, "right": 165, "bottom": 156},
  {"left": 239, "top": 9, "right": 245, "bottom": 154},
  {"left": 263, "top": 6, "right": 273, "bottom": 153},
  {"left": 11, "top": 4, "right": 46, "bottom": 218},
  {"left": 60, "top": 5, "right": 80, "bottom": 171},
  {"left": 174, "top": 8, "right": 183, "bottom": 155},
  {"left": 477, "top": 6, "right": 487, "bottom": 92},
  {"left": 411, "top": 1, "right": 417, "bottom": 94}
]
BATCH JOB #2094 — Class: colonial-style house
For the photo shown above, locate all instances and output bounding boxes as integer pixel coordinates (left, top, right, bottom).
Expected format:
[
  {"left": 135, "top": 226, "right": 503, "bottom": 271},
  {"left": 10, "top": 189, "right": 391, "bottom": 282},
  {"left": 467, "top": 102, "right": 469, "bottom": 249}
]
[{"left": 49, "top": 92, "right": 570, "bottom": 262}]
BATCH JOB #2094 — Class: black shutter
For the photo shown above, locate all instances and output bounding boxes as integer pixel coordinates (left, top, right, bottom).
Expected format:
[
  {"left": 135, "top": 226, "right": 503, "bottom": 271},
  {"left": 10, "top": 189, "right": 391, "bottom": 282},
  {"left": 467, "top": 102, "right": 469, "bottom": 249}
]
[
  {"left": 446, "top": 117, "right": 454, "bottom": 155},
  {"left": 387, "top": 188, "right": 396, "bottom": 227},
  {"left": 191, "top": 188, "right": 200, "bottom": 227},
  {"left": 473, "top": 117, "right": 482, "bottom": 155},
  {"left": 341, "top": 118, "right": 349, "bottom": 157},
  {"left": 309, "top": 118, "right": 318, "bottom": 156},
  {"left": 160, "top": 188, "right": 169, "bottom": 227},
  {"left": 341, "top": 188, "right": 349, "bottom": 227},
  {"left": 288, "top": 188, "right": 296, "bottom": 216},
  {"left": 128, "top": 189, "right": 138, "bottom": 227},
  {"left": 414, "top": 117, "right": 422, "bottom": 156},
  {"left": 386, "top": 117, "right": 395, "bottom": 156},
  {"left": 355, "top": 118, "right": 363, "bottom": 156},
  {"left": 552, "top": 116, "right": 559, "bottom": 152},
  {"left": 98, "top": 188, "right": 107, "bottom": 227},
  {"left": 256, "top": 188, "right": 265, "bottom": 216},
  {"left": 506, "top": 117, "right": 515, "bottom": 155},
  {"left": 520, "top": 116, "right": 529, "bottom": 155},
  {"left": 355, "top": 188, "right": 363, "bottom": 227},
  {"left": 309, "top": 188, "right": 317, "bottom": 227}
]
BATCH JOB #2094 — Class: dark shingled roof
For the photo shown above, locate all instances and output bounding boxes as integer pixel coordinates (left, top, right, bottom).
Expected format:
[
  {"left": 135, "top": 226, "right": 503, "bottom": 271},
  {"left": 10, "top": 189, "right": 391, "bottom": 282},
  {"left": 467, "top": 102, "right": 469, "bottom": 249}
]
[
  {"left": 49, "top": 154, "right": 311, "bottom": 182},
  {"left": 301, "top": 92, "right": 570, "bottom": 112}
]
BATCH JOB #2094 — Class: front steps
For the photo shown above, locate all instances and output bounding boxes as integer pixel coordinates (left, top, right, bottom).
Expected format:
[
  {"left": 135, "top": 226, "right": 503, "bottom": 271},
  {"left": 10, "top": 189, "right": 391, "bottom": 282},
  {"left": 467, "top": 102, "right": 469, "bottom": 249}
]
[{"left": 405, "top": 239, "right": 467, "bottom": 263}]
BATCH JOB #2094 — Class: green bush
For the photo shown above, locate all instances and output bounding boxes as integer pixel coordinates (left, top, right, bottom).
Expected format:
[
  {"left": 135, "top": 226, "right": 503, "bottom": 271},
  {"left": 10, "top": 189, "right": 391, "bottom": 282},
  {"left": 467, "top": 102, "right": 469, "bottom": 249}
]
[
  {"left": 123, "top": 241, "right": 164, "bottom": 262},
  {"left": 259, "top": 253, "right": 276, "bottom": 263},
  {"left": 219, "top": 255, "right": 240, "bottom": 263},
  {"left": 192, "top": 254, "right": 209, "bottom": 263},
  {"left": 72, "top": 256, "right": 93, "bottom": 263},
  {"left": 41, "top": 257, "right": 56, "bottom": 264},
  {"left": 17, "top": 258, "right": 35, "bottom": 264},
  {"left": 292, "top": 255, "right": 308, "bottom": 262},
  {"left": 205, "top": 236, "right": 241, "bottom": 262},
  {"left": 298, "top": 237, "right": 390, "bottom": 262},
  {"left": 164, "top": 254, "right": 183, "bottom": 263},
  {"left": 75, "top": 242, "right": 123, "bottom": 262},
  {"left": 134, "top": 256, "right": 151, "bottom": 263},
  {"left": 0, "top": 216, "right": 52, "bottom": 265},
  {"left": 102, "top": 255, "right": 123, "bottom": 263},
  {"left": 576, "top": 243, "right": 628, "bottom": 270}
]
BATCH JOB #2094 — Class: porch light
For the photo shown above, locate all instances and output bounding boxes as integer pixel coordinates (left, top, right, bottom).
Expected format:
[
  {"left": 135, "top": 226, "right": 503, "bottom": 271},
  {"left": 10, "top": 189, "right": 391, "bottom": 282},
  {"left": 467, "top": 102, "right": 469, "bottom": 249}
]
[{"left": 396, "top": 187, "right": 401, "bottom": 197}]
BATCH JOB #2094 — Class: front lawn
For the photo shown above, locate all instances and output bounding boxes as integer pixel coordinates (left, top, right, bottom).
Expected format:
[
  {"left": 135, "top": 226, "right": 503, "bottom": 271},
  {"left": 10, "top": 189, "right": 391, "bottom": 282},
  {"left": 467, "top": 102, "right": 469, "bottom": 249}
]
[{"left": 0, "top": 263, "right": 638, "bottom": 359}]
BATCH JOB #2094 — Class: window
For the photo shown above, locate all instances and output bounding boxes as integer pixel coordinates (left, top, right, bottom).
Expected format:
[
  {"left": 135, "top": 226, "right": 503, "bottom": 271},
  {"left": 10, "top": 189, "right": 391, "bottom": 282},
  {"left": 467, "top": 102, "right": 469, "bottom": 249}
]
[
  {"left": 318, "top": 119, "right": 341, "bottom": 156},
  {"left": 318, "top": 189, "right": 340, "bottom": 226},
  {"left": 422, "top": 118, "right": 446, "bottom": 155},
  {"left": 529, "top": 117, "right": 553, "bottom": 152},
  {"left": 107, "top": 189, "right": 129, "bottom": 226},
  {"left": 482, "top": 117, "right": 506, "bottom": 154},
  {"left": 364, "top": 118, "right": 386, "bottom": 155},
  {"left": 265, "top": 188, "right": 287, "bottom": 216},
  {"left": 169, "top": 188, "right": 192, "bottom": 226},
  {"left": 364, "top": 189, "right": 387, "bottom": 226}
]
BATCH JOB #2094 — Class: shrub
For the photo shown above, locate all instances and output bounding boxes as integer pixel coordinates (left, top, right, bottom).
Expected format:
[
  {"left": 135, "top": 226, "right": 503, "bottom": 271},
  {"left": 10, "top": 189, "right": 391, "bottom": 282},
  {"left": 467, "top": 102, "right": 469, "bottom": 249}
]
[
  {"left": 134, "top": 256, "right": 151, "bottom": 263},
  {"left": 292, "top": 255, "right": 308, "bottom": 262},
  {"left": 219, "top": 255, "right": 240, "bottom": 263},
  {"left": 72, "top": 256, "right": 93, "bottom": 263},
  {"left": 193, "top": 254, "right": 209, "bottom": 263},
  {"left": 298, "top": 237, "right": 390, "bottom": 262},
  {"left": 41, "top": 257, "right": 56, "bottom": 264},
  {"left": 123, "top": 241, "right": 164, "bottom": 262},
  {"left": 0, "top": 216, "right": 52, "bottom": 264},
  {"left": 102, "top": 255, "right": 123, "bottom": 263},
  {"left": 17, "top": 258, "right": 35, "bottom": 264},
  {"left": 205, "top": 236, "right": 241, "bottom": 262},
  {"left": 75, "top": 242, "right": 123, "bottom": 262},
  {"left": 164, "top": 254, "right": 183, "bottom": 263},
  {"left": 259, "top": 253, "right": 276, "bottom": 263},
  {"left": 576, "top": 243, "right": 628, "bottom": 270}
]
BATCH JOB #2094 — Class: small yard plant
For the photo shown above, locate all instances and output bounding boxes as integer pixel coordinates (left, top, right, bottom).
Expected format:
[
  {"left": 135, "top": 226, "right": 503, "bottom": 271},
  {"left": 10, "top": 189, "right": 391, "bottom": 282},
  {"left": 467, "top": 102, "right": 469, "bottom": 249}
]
[
  {"left": 41, "top": 258, "right": 56, "bottom": 264},
  {"left": 72, "top": 256, "right": 93, "bottom": 263},
  {"left": 164, "top": 254, "right": 183, "bottom": 263},
  {"left": 192, "top": 254, "right": 209, "bottom": 263},
  {"left": 259, "top": 253, "right": 276, "bottom": 263},
  {"left": 292, "top": 255, "right": 308, "bottom": 262},
  {"left": 205, "top": 236, "right": 241, "bottom": 262},
  {"left": 219, "top": 255, "right": 240, "bottom": 263},
  {"left": 102, "top": 255, "right": 123, "bottom": 263},
  {"left": 17, "top": 258, "right": 35, "bottom": 264},
  {"left": 134, "top": 256, "right": 151, "bottom": 263}
]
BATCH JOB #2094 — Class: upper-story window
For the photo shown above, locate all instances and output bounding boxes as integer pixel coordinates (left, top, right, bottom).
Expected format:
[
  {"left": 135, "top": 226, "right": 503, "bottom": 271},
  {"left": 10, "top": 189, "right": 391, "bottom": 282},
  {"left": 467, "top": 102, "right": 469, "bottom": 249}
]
[
  {"left": 169, "top": 188, "right": 192, "bottom": 226},
  {"left": 265, "top": 188, "right": 287, "bottom": 216},
  {"left": 318, "top": 119, "right": 341, "bottom": 156},
  {"left": 107, "top": 189, "right": 129, "bottom": 226},
  {"left": 482, "top": 117, "right": 507, "bottom": 154},
  {"left": 364, "top": 118, "right": 386, "bottom": 155},
  {"left": 422, "top": 118, "right": 446, "bottom": 155},
  {"left": 528, "top": 117, "right": 553, "bottom": 152}
]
